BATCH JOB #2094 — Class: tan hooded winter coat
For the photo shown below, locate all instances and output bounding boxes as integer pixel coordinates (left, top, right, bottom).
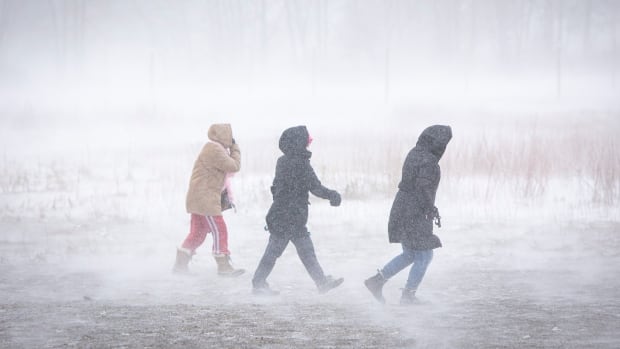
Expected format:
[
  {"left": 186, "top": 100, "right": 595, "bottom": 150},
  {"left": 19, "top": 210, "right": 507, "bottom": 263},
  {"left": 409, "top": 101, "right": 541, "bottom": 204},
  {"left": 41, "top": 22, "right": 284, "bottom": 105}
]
[{"left": 186, "top": 124, "right": 241, "bottom": 216}]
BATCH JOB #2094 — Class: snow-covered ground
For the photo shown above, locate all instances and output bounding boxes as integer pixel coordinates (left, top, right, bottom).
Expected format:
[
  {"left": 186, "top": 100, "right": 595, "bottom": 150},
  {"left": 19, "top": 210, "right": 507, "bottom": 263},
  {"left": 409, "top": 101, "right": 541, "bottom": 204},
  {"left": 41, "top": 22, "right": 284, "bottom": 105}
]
[{"left": 1, "top": 105, "right": 619, "bottom": 348}]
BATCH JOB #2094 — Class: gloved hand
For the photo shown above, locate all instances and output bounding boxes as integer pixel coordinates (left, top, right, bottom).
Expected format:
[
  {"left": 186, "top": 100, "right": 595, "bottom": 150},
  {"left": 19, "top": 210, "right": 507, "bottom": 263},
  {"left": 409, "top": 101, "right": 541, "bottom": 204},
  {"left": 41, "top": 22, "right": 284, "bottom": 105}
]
[
  {"left": 230, "top": 141, "right": 240, "bottom": 153},
  {"left": 328, "top": 190, "right": 341, "bottom": 207}
]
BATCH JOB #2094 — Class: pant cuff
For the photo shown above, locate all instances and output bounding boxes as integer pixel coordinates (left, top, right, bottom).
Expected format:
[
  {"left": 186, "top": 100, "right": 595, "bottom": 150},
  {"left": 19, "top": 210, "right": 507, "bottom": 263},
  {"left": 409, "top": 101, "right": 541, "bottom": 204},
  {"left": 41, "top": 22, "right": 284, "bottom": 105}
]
[{"left": 177, "top": 247, "right": 192, "bottom": 255}]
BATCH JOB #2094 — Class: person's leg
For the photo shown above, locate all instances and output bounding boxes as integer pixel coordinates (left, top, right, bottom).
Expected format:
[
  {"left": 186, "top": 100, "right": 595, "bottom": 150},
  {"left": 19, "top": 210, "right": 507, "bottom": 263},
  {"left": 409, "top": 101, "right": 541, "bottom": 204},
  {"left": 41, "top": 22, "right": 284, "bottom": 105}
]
[
  {"left": 291, "top": 233, "right": 326, "bottom": 285},
  {"left": 292, "top": 233, "right": 344, "bottom": 293},
  {"left": 400, "top": 249, "right": 433, "bottom": 305},
  {"left": 205, "top": 215, "right": 230, "bottom": 256},
  {"left": 206, "top": 215, "right": 244, "bottom": 276},
  {"left": 174, "top": 214, "right": 209, "bottom": 273},
  {"left": 252, "top": 234, "right": 289, "bottom": 289},
  {"left": 364, "top": 244, "right": 415, "bottom": 302},
  {"left": 405, "top": 249, "right": 434, "bottom": 291},
  {"left": 380, "top": 245, "right": 416, "bottom": 280},
  {"left": 181, "top": 214, "right": 209, "bottom": 253}
]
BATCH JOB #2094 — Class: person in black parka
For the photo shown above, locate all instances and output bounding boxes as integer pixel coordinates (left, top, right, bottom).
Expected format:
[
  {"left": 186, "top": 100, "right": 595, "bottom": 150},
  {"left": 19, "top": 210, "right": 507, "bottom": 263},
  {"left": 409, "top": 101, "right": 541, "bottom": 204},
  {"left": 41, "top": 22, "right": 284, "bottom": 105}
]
[
  {"left": 252, "top": 126, "right": 344, "bottom": 296},
  {"left": 365, "top": 125, "right": 452, "bottom": 305}
]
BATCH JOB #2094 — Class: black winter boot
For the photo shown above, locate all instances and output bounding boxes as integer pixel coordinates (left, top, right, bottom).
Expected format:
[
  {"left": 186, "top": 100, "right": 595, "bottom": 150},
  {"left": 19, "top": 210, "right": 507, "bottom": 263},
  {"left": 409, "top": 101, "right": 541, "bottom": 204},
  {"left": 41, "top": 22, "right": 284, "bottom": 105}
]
[
  {"left": 364, "top": 271, "right": 387, "bottom": 304},
  {"left": 318, "top": 275, "right": 344, "bottom": 294},
  {"left": 400, "top": 288, "right": 418, "bottom": 305}
]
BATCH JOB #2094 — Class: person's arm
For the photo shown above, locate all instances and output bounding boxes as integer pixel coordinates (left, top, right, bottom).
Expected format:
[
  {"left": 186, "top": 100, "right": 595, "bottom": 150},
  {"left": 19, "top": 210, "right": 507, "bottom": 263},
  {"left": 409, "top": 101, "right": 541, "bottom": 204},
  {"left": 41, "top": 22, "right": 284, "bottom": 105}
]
[
  {"left": 416, "top": 162, "right": 439, "bottom": 216},
  {"left": 307, "top": 162, "right": 341, "bottom": 206},
  {"left": 213, "top": 143, "right": 241, "bottom": 173}
]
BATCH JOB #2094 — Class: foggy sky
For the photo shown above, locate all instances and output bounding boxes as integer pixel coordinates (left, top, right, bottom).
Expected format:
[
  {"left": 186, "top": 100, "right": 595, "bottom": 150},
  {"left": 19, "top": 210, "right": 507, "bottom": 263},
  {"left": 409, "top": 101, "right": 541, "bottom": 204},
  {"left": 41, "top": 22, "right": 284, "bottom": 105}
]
[{"left": 0, "top": 0, "right": 618, "bottom": 110}]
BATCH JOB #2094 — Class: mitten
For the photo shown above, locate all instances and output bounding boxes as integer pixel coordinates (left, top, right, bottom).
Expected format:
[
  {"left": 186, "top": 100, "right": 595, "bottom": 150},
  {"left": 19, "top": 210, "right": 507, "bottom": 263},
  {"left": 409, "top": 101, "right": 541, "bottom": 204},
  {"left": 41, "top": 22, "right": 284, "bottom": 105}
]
[{"left": 328, "top": 190, "right": 341, "bottom": 207}]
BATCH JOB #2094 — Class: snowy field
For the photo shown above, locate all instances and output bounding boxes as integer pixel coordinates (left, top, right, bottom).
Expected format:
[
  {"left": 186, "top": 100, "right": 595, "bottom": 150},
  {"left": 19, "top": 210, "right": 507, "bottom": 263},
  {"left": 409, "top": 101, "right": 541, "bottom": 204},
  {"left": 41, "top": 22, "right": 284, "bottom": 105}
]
[
  {"left": 2, "top": 1, "right": 620, "bottom": 347},
  {"left": 1, "top": 103, "right": 619, "bottom": 348}
]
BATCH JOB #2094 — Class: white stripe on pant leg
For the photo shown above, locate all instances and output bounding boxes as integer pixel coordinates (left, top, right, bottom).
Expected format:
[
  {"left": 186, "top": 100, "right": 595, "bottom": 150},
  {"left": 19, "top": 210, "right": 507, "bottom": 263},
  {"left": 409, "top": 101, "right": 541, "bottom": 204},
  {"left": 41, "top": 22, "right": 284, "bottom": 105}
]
[
  {"left": 205, "top": 216, "right": 218, "bottom": 254},
  {"left": 206, "top": 216, "right": 220, "bottom": 255}
]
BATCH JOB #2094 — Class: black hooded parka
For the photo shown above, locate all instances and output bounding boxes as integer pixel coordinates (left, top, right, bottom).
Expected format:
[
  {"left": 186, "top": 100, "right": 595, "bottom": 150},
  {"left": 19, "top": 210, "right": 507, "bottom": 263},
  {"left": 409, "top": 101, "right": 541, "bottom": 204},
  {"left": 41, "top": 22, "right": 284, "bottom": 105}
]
[
  {"left": 388, "top": 125, "right": 452, "bottom": 250},
  {"left": 266, "top": 126, "right": 339, "bottom": 236}
]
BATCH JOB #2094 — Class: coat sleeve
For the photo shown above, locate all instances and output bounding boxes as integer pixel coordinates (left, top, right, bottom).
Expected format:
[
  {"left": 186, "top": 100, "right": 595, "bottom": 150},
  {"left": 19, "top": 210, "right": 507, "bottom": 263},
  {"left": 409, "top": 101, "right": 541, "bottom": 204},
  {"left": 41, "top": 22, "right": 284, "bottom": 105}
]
[
  {"left": 416, "top": 162, "right": 439, "bottom": 215},
  {"left": 306, "top": 162, "right": 333, "bottom": 199},
  {"left": 398, "top": 150, "right": 417, "bottom": 193},
  {"left": 213, "top": 143, "right": 241, "bottom": 173}
]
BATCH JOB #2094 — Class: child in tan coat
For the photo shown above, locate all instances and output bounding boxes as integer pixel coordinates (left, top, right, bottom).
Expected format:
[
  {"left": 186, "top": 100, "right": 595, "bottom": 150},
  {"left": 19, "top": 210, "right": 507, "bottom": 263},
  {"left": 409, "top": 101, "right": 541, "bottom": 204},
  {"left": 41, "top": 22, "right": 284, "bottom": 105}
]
[{"left": 173, "top": 124, "right": 244, "bottom": 277}]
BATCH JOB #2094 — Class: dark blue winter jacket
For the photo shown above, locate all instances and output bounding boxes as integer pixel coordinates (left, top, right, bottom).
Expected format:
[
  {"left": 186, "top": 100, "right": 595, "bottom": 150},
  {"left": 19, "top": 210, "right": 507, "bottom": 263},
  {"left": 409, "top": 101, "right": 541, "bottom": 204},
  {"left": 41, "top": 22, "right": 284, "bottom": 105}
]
[
  {"left": 388, "top": 125, "right": 452, "bottom": 250},
  {"left": 266, "top": 126, "right": 340, "bottom": 236}
]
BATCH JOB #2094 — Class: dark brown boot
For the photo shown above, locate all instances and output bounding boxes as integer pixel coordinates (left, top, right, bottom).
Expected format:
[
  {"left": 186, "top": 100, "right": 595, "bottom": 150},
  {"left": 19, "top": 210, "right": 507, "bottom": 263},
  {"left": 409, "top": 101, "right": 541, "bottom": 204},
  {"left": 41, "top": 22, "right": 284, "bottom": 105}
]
[
  {"left": 214, "top": 255, "right": 245, "bottom": 277},
  {"left": 364, "top": 271, "right": 387, "bottom": 304},
  {"left": 400, "top": 288, "right": 418, "bottom": 305},
  {"left": 173, "top": 248, "right": 192, "bottom": 274}
]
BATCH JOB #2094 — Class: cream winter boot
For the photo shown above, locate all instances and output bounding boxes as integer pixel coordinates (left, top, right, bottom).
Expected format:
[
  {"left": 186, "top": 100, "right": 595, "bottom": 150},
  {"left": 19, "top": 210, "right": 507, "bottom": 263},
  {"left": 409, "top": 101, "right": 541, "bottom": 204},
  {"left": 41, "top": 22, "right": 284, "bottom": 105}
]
[
  {"left": 214, "top": 255, "right": 245, "bottom": 277},
  {"left": 173, "top": 247, "right": 192, "bottom": 274}
]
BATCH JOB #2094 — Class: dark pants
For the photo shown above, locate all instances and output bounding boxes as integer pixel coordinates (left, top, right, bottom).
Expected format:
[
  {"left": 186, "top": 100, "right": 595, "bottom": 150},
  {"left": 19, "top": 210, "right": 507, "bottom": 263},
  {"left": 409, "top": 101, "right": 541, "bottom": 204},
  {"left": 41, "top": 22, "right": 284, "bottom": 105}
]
[{"left": 252, "top": 232, "right": 326, "bottom": 288}]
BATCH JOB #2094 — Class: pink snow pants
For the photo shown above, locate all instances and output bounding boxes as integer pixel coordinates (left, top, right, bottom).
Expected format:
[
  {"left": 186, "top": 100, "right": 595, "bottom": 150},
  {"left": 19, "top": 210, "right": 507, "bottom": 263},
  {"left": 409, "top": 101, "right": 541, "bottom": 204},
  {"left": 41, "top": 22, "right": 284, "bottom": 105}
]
[{"left": 181, "top": 214, "right": 230, "bottom": 256}]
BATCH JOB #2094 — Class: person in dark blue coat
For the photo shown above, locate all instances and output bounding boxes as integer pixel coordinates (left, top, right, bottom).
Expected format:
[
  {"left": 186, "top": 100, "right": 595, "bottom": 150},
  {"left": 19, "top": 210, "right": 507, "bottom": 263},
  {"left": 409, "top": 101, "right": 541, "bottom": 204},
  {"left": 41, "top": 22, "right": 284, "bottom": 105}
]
[
  {"left": 365, "top": 125, "right": 452, "bottom": 305},
  {"left": 252, "top": 126, "right": 344, "bottom": 296}
]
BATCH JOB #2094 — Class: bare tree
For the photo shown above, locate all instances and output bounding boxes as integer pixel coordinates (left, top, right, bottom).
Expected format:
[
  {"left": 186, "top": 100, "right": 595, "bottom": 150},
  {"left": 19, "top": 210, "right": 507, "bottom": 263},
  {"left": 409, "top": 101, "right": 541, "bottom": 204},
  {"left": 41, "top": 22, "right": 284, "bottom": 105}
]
[
  {"left": 0, "top": 0, "right": 8, "bottom": 48},
  {"left": 582, "top": 0, "right": 592, "bottom": 52},
  {"left": 384, "top": 0, "right": 393, "bottom": 104},
  {"left": 285, "top": 0, "right": 310, "bottom": 59},
  {"left": 555, "top": 0, "right": 563, "bottom": 98},
  {"left": 613, "top": 0, "right": 619, "bottom": 89},
  {"left": 260, "top": 0, "right": 267, "bottom": 60}
]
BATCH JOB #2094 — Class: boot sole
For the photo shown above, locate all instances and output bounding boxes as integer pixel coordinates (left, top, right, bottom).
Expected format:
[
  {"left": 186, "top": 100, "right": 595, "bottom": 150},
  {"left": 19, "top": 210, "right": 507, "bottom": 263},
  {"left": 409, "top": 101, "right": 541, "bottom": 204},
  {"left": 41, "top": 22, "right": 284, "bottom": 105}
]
[
  {"left": 172, "top": 265, "right": 190, "bottom": 274},
  {"left": 218, "top": 269, "right": 245, "bottom": 278},
  {"left": 319, "top": 278, "right": 344, "bottom": 294},
  {"left": 252, "top": 289, "right": 280, "bottom": 296}
]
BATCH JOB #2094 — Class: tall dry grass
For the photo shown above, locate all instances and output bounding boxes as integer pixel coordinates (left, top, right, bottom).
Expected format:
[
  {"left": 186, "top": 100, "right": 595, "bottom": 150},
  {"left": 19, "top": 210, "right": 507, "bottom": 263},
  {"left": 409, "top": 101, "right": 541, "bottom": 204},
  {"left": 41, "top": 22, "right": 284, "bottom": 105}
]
[
  {"left": 304, "top": 113, "right": 620, "bottom": 207},
  {"left": 0, "top": 111, "right": 618, "bottom": 223}
]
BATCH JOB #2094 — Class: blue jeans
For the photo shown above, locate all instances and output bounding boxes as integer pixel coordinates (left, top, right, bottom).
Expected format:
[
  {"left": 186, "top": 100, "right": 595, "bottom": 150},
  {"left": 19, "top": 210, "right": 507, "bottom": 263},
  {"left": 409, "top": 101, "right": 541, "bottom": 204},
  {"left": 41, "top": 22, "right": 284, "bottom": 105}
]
[
  {"left": 252, "top": 232, "right": 326, "bottom": 288},
  {"left": 381, "top": 246, "right": 433, "bottom": 290}
]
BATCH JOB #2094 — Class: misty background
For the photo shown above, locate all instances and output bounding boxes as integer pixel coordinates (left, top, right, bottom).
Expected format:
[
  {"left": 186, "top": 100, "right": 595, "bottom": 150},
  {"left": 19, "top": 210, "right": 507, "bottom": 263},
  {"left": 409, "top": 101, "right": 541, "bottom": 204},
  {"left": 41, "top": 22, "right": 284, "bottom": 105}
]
[
  {"left": 0, "top": 2, "right": 619, "bottom": 347},
  {"left": 1, "top": 0, "right": 618, "bottom": 221},
  {"left": 1, "top": 0, "right": 619, "bottom": 112}
]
